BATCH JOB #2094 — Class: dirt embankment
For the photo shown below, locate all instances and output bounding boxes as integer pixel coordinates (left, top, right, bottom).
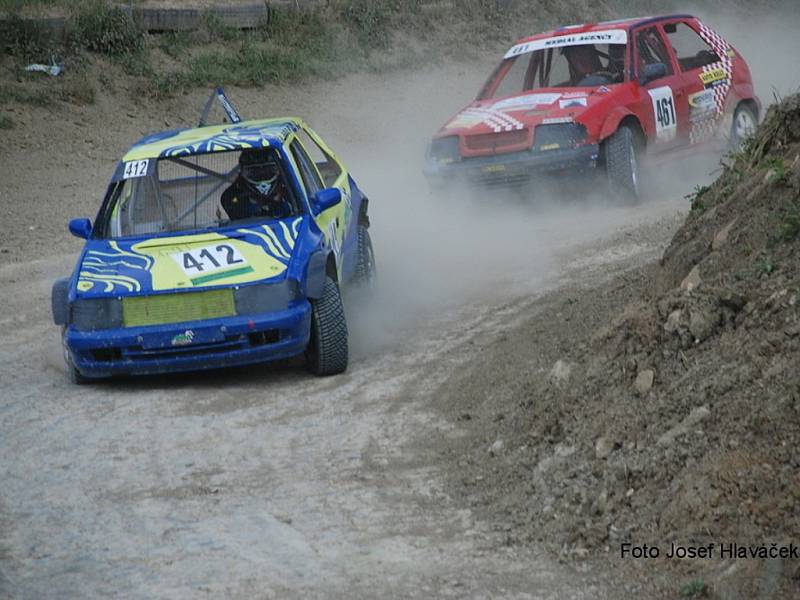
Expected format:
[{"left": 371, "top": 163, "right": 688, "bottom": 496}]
[{"left": 436, "top": 97, "right": 800, "bottom": 598}]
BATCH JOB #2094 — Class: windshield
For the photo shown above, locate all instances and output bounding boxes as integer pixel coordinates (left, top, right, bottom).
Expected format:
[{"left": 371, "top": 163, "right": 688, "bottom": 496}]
[
  {"left": 98, "top": 148, "right": 302, "bottom": 239},
  {"left": 480, "top": 42, "right": 628, "bottom": 100}
]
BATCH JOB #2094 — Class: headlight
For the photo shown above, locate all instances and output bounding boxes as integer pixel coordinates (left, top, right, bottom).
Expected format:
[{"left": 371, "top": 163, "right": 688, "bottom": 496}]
[
  {"left": 428, "top": 136, "right": 461, "bottom": 164},
  {"left": 234, "top": 280, "right": 300, "bottom": 316},
  {"left": 534, "top": 124, "right": 587, "bottom": 151},
  {"left": 71, "top": 298, "right": 123, "bottom": 331}
]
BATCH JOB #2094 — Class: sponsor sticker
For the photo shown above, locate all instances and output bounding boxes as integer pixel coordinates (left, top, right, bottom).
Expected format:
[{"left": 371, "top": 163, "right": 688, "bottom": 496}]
[
  {"left": 505, "top": 29, "right": 627, "bottom": 59},
  {"left": 559, "top": 97, "right": 588, "bottom": 109},
  {"left": 542, "top": 117, "right": 574, "bottom": 124},
  {"left": 700, "top": 67, "right": 727, "bottom": 88},
  {"left": 491, "top": 94, "right": 561, "bottom": 111},
  {"left": 688, "top": 89, "right": 716, "bottom": 123},
  {"left": 172, "top": 330, "right": 195, "bottom": 347}
]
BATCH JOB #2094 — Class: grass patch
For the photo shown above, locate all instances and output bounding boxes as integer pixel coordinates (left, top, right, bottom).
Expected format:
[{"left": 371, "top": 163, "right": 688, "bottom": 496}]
[
  {"left": 1, "top": 0, "right": 606, "bottom": 101},
  {"left": 72, "top": 0, "right": 141, "bottom": 56},
  {"left": 0, "top": 114, "right": 13, "bottom": 129},
  {"left": 0, "top": 0, "right": 65, "bottom": 11},
  {"left": 0, "top": 83, "right": 52, "bottom": 106},
  {"left": 686, "top": 184, "right": 710, "bottom": 212},
  {"left": 755, "top": 256, "right": 776, "bottom": 276},
  {"left": 680, "top": 579, "right": 711, "bottom": 598},
  {"left": 779, "top": 205, "right": 800, "bottom": 242}
]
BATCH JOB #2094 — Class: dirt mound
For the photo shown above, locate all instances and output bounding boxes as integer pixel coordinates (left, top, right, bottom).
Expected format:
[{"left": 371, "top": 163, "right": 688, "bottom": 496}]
[{"left": 436, "top": 97, "right": 800, "bottom": 598}]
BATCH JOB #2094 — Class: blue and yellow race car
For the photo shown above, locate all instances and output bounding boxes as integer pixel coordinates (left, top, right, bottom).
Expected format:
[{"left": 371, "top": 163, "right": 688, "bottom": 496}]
[{"left": 52, "top": 97, "right": 375, "bottom": 383}]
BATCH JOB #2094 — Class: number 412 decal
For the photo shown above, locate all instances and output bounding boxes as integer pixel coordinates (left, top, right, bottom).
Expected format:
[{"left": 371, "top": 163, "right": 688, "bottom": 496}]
[
  {"left": 648, "top": 86, "right": 677, "bottom": 143},
  {"left": 172, "top": 243, "right": 248, "bottom": 275},
  {"left": 122, "top": 159, "right": 149, "bottom": 179}
]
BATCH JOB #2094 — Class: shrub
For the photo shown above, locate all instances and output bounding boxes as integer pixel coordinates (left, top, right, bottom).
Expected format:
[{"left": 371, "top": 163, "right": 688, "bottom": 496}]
[
  {"left": 73, "top": 0, "right": 141, "bottom": 56},
  {"left": 0, "top": 14, "right": 54, "bottom": 59}
]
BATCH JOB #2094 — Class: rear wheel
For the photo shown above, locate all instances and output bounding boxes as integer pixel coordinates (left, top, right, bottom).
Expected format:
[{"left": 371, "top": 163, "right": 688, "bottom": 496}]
[
  {"left": 604, "top": 125, "right": 641, "bottom": 203},
  {"left": 305, "top": 276, "right": 348, "bottom": 376},
  {"left": 730, "top": 103, "right": 757, "bottom": 151}
]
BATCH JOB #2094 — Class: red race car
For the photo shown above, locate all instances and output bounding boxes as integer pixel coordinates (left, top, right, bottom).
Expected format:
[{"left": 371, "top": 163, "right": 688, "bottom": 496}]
[{"left": 425, "top": 15, "right": 760, "bottom": 200}]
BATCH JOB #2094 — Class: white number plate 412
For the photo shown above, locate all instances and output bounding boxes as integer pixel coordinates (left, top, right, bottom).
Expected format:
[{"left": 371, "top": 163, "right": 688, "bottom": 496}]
[
  {"left": 123, "top": 159, "right": 149, "bottom": 179},
  {"left": 172, "top": 243, "right": 246, "bottom": 275}
]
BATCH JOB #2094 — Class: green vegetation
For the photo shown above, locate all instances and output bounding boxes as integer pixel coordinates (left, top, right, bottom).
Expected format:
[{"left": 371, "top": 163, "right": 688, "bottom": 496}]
[
  {"left": 779, "top": 205, "right": 800, "bottom": 242},
  {"left": 679, "top": 579, "right": 711, "bottom": 598},
  {"left": 686, "top": 184, "right": 710, "bottom": 212},
  {"left": 764, "top": 157, "right": 788, "bottom": 185},
  {"left": 755, "top": 256, "right": 776, "bottom": 276},
  {"left": 1, "top": 0, "right": 553, "bottom": 100},
  {"left": 72, "top": 0, "right": 141, "bottom": 56},
  {"left": 0, "top": 114, "right": 13, "bottom": 128}
]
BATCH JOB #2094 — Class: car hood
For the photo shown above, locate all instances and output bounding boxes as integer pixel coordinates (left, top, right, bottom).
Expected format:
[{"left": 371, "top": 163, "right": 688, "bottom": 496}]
[
  {"left": 75, "top": 216, "right": 305, "bottom": 299},
  {"left": 437, "top": 86, "right": 619, "bottom": 138}
]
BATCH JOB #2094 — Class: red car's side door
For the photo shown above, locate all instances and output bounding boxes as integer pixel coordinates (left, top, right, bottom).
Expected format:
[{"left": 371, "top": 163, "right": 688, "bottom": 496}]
[
  {"left": 661, "top": 18, "right": 733, "bottom": 147},
  {"left": 630, "top": 24, "right": 689, "bottom": 153}
]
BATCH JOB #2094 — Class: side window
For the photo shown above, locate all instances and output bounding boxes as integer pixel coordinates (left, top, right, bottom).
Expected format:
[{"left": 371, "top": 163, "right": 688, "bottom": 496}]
[
  {"left": 636, "top": 27, "right": 674, "bottom": 79},
  {"left": 663, "top": 22, "right": 720, "bottom": 71},
  {"left": 290, "top": 141, "right": 323, "bottom": 198},
  {"left": 296, "top": 129, "right": 343, "bottom": 188}
]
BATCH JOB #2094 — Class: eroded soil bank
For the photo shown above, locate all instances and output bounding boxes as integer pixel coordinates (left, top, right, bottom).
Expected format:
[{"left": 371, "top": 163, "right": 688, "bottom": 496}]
[{"left": 434, "top": 96, "right": 800, "bottom": 599}]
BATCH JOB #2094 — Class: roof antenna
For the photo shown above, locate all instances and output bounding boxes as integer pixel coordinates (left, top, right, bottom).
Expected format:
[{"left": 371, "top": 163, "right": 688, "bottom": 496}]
[{"left": 199, "top": 87, "right": 243, "bottom": 127}]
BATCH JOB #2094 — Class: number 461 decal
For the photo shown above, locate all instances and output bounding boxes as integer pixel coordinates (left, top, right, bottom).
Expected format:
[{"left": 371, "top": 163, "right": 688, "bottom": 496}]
[{"left": 648, "top": 86, "right": 677, "bottom": 143}]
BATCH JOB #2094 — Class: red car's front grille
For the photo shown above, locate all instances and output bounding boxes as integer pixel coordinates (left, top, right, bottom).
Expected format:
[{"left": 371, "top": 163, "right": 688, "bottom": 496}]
[{"left": 463, "top": 129, "right": 531, "bottom": 156}]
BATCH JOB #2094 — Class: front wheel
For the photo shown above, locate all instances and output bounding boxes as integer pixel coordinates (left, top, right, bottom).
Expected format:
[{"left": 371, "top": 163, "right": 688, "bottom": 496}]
[
  {"left": 604, "top": 125, "right": 641, "bottom": 203},
  {"left": 305, "top": 276, "right": 348, "bottom": 376}
]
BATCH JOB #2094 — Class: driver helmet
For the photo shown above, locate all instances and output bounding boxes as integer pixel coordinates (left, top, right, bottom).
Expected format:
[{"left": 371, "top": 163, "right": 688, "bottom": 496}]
[
  {"left": 239, "top": 149, "right": 279, "bottom": 197},
  {"left": 563, "top": 44, "right": 603, "bottom": 78}
]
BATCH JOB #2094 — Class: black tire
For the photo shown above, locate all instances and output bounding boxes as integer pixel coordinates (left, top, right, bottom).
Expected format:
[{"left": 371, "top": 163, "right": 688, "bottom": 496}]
[
  {"left": 604, "top": 125, "right": 641, "bottom": 203},
  {"left": 730, "top": 103, "right": 758, "bottom": 152},
  {"left": 305, "top": 276, "right": 348, "bottom": 376},
  {"left": 62, "top": 328, "right": 88, "bottom": 385},
  {"left": 353, "top": 225, "right": 377, "bottom": 289}
]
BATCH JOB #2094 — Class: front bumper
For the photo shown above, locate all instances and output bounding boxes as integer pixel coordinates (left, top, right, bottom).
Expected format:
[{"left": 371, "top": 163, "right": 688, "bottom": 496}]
[
  {"left": 64, "top": 300, "right": 312, "bottom": 378},
  {"left": 424, "top": 143, "right": 599, "bottom": 187}
]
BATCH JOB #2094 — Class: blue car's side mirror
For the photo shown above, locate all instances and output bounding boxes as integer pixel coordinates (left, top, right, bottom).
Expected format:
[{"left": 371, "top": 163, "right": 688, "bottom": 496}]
[
  {"left": 311, "top": 188, "right": 342, "bottom": 214},
  {"left": 68, "top": 218, "right": 92, "bottom": 240}
]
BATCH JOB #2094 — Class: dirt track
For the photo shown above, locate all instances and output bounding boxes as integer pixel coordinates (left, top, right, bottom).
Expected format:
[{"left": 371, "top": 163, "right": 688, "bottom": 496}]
[{"left": 1, "top": 56, "right": 704, "bottom": 598}]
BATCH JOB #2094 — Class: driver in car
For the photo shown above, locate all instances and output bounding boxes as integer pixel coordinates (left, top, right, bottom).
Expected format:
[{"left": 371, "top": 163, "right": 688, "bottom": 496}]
[
  {"left": 563, "top": 45, "right": 603, "bottom": 85},
  {"left": 564, "top": 44, "right": 626, "bottom": 85},
  {"left": 222, "top": 149, "right": 293, "bottom": 221}
]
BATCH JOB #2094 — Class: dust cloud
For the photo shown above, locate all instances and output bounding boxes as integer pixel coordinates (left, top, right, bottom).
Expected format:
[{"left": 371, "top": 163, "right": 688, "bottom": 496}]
[
  {"left": 335, "top": 4, "right": 799, "bottom": 357},
  {"left": 335, "top": 82, "right": 690, "bottom": 359}
]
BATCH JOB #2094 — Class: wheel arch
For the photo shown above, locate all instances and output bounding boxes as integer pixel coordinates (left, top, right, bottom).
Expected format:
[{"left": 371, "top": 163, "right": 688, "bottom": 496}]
[
  {"left": 600, "top": 109, "right": 646, "bottom": 153},
  {"left": 325, "top": 252, "right": 338, "bottom": 283},
  {"left": 358, "top": 196, "right": 370, "bottom": 228}
]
